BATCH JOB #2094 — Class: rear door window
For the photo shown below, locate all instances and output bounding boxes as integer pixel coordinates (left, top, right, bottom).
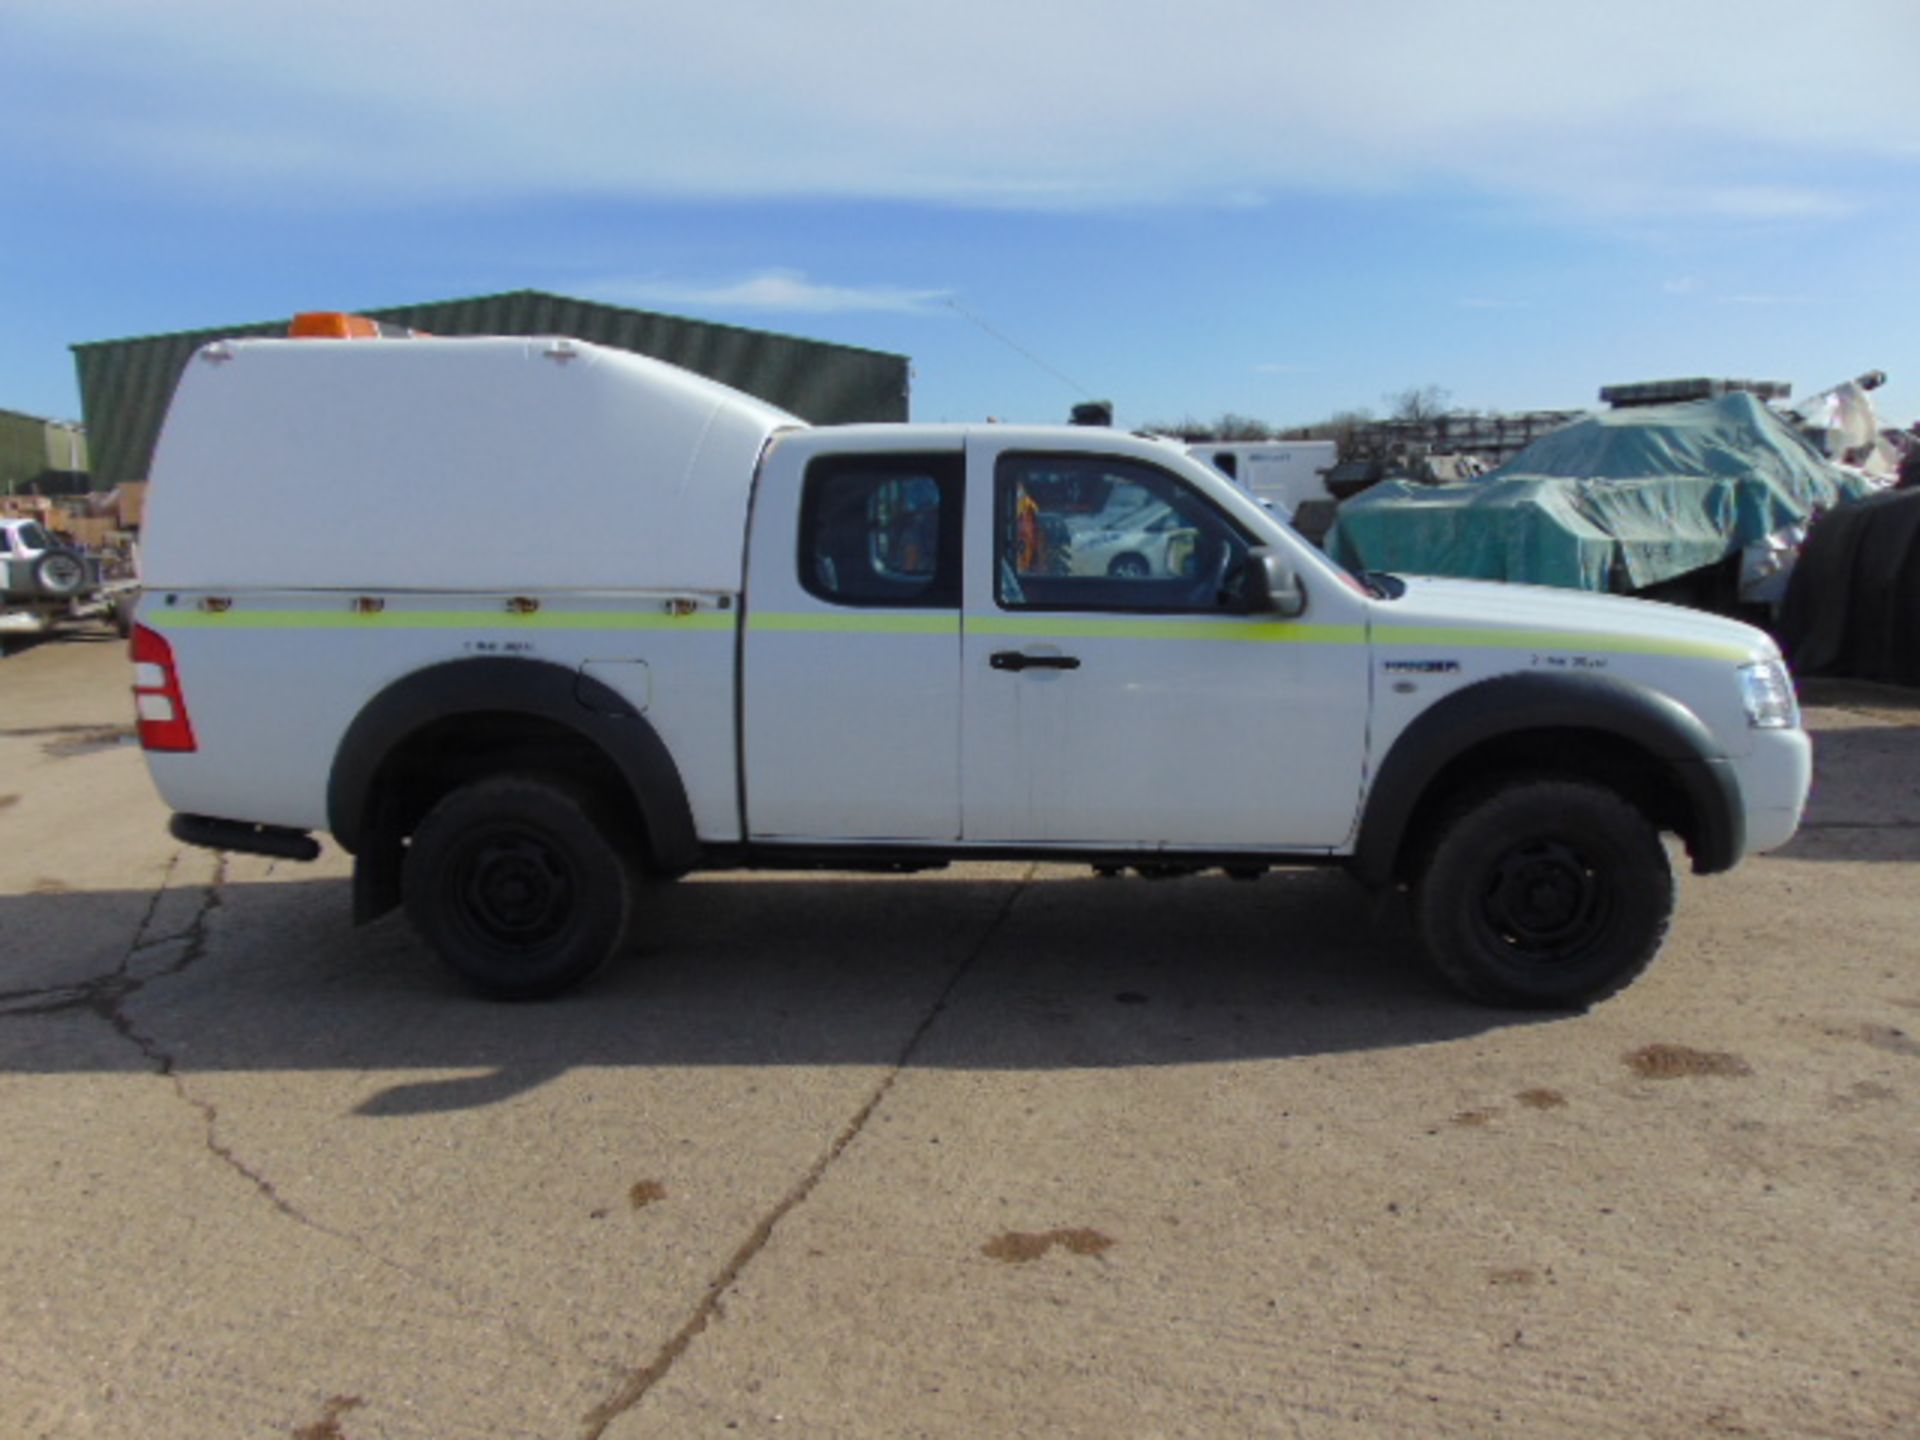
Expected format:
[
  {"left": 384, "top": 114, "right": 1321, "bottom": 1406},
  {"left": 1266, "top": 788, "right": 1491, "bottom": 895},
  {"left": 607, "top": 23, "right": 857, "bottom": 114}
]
[{"left": 798, "top": 453, "right": 964, "bottom": 608}]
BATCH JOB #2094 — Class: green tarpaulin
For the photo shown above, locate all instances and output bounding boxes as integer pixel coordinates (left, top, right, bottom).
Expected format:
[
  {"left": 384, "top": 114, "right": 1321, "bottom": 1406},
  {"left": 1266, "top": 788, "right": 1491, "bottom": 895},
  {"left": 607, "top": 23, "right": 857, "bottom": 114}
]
[{"left": 1327, "top": 393, "right": 1877, "bottom": 592}]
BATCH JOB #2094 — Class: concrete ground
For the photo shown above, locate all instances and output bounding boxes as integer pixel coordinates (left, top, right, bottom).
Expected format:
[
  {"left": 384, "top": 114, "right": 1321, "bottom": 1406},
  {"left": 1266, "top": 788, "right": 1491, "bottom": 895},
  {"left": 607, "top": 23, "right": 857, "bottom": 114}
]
[{"left": 0, "top": 632, "right": 1915, "bottom": 1439}]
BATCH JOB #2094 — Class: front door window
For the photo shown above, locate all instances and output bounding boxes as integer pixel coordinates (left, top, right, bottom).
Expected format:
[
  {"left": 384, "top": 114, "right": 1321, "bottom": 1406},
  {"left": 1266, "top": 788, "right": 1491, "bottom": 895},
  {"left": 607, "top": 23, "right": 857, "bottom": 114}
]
[{"left": 994, "top": 453, "right": 1253, "bottom": 613}]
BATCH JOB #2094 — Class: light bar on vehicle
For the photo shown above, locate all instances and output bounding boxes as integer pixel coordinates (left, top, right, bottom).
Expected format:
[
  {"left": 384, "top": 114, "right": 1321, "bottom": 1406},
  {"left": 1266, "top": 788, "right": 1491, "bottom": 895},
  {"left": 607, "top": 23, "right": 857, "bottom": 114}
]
[{"left": 288, "top": 312, "right": 423, "bottom": 340}]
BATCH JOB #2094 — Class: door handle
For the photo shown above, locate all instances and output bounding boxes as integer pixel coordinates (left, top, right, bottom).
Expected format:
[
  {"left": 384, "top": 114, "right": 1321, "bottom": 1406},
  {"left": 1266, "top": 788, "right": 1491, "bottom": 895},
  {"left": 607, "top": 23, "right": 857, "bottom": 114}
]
[{"left": 990, "top": 651, "right": 1081, "bottom": 672}]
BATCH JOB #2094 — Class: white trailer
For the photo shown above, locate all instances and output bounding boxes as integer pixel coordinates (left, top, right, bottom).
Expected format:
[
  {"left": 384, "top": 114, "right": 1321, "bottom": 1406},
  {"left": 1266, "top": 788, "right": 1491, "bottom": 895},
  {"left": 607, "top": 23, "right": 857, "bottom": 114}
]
[{"left": 1187, "top": 441, "right": 1337, "bottom": 519}]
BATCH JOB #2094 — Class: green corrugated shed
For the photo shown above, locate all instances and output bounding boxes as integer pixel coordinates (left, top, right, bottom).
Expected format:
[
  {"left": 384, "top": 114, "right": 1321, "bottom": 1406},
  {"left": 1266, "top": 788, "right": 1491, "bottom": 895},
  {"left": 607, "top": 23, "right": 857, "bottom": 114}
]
[
  {"left": 72, "top": 289, "right": 910, "bottom": 488},
  {"left": 0, "top": 408, "right": 88, "bottom": 495}
]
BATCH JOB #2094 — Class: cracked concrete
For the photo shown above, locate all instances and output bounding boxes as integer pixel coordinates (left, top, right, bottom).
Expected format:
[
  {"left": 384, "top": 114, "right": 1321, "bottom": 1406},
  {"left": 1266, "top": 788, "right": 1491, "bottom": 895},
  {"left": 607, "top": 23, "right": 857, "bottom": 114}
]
[
  {"left": 0, "top": 849, "right": 218, "bottom": 1015},
  {"left": 95, "top": 854, "right": 602, "bottom": 1379},
  {"left": 581, "top": 868, "right": 1034, "bottom": 1438},
  {"left": 91, "top": 855, "right": 325, "bottom": 1226},
  {"left": 0, "top": 841, "right": 331, "bottom": 1229}
]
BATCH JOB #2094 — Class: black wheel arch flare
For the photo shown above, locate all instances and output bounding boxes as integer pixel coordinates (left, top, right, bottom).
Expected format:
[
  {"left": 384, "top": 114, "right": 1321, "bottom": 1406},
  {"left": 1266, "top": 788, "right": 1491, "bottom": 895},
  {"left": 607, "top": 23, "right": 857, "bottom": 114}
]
[
  {"left": 327, "top": 657, "right": 699, "bottom": 874},
  {"left": 1352, "top": 670, "right": 1745, "bottom": 888}
]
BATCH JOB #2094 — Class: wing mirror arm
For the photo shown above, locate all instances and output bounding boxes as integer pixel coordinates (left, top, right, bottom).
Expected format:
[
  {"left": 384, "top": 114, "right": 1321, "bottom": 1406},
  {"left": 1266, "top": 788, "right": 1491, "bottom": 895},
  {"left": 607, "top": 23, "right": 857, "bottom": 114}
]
[{"left": 1245, "top": 547, "right": 1306, "bottom": 618}]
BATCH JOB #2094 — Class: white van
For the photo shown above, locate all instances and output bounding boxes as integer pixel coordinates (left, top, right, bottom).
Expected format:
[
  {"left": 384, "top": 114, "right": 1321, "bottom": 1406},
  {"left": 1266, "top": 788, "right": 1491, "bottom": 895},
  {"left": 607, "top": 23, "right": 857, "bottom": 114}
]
[{"left": 1187, "top": 440, "right": 1338, "bottom": 519}]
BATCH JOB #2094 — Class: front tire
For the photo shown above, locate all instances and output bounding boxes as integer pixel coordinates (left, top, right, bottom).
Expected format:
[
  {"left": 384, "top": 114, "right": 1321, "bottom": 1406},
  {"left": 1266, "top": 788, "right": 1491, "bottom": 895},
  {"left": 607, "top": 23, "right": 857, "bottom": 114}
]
[
  {"left": 1412, "top": 779, "right": 1673, "bottom": 1009},
  {"left": 403, "top": 774, "right": 638, "bottom": 1000}
]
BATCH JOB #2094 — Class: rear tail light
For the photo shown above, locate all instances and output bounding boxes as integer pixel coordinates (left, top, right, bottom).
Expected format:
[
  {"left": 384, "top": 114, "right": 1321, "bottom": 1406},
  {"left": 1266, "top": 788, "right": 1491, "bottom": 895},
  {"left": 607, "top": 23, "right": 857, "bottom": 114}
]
[{"left": 130, "top": 623, "right": 198, "bottom": 752}]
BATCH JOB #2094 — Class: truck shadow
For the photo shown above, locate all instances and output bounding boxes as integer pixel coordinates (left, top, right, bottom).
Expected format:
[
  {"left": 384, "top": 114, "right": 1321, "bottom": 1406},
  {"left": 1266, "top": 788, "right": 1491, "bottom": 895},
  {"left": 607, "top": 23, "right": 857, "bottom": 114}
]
[
  {"left": 0, "top": 866, "right": 1546, "bottom": 1112},
  {"left": 1775, "top": 720, "right": 1920, "bottom": 863},
  {"left": 0, "top": 626, "right": 121, "bottom": 659}
]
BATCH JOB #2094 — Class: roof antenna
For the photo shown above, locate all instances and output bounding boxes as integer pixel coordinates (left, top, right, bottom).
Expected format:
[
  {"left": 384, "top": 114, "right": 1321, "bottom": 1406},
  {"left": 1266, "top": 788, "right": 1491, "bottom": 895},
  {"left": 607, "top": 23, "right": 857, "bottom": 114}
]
[{"left": 945, "top": 298, "right": 1097, "bottom": 401}]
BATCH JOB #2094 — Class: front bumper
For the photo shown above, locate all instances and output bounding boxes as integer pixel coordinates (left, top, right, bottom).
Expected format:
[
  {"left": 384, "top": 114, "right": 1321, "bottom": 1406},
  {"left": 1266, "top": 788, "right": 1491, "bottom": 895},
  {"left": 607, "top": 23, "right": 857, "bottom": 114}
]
[{"left": 1738, "top": 727, "right": 1814, "bottom": 856}]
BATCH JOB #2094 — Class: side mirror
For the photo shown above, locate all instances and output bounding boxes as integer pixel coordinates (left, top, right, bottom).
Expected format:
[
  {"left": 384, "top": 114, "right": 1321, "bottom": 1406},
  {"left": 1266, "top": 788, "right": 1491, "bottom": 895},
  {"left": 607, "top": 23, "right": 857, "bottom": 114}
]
[{"left": 1245, "top": 547, "right": 1306, "bottom": 617}]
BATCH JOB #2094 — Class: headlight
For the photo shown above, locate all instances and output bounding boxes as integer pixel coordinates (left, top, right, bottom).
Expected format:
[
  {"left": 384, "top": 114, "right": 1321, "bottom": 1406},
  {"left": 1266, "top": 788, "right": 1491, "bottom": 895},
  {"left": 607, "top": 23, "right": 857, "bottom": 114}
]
[{"left": 1738, "top": 659, "right": 1799, "bottom": 729}]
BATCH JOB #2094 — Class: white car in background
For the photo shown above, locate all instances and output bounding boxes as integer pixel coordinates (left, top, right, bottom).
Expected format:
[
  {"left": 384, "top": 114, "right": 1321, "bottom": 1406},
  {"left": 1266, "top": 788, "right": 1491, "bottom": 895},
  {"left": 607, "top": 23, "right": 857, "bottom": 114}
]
[
  {"left": 1, "top": 517, "right": 92, "bottom": 599},
  {"left": 1067, "top": 502, "right": 1198, "bottom": 579},
  {"left": 1, "top": 516, "right": 132, "bottom": 644}
]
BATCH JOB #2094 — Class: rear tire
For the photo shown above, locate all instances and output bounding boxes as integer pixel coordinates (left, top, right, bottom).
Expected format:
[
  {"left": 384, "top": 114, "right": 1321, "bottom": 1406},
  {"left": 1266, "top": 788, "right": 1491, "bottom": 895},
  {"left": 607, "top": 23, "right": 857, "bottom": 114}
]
[
  {"left": 403, "top": 774, "right": 638, "bottom": 1000},
  {"left": 111, "top": 592, "right": 137, "bottom": 639},
  {"left": 1412, "top": 778, "right": 1673, "bottom": 1009}
]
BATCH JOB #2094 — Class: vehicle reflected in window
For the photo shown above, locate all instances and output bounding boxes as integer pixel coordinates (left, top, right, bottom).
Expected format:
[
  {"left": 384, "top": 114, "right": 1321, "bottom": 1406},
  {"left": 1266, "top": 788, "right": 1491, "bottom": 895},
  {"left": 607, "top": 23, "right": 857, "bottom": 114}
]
[
  {"left": 799, "top": 455, "right": 961, "bottom": 607},
  {"left": 995, "top": 454, "right": 1250, "bottom": 612}
]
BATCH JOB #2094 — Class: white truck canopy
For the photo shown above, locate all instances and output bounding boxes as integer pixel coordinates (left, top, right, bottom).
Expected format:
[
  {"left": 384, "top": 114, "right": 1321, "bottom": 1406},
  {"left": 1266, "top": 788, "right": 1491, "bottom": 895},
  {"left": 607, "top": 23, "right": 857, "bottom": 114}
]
[{"left": 142, "top": 336, "right": 803, "bottom": 593}]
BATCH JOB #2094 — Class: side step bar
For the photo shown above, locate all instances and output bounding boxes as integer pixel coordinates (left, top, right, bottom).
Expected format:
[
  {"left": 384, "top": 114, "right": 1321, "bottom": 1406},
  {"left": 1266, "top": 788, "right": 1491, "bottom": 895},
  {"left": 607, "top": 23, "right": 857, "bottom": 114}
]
[{"left": 170, "top": 813, "right": 322, "bottom": 862}]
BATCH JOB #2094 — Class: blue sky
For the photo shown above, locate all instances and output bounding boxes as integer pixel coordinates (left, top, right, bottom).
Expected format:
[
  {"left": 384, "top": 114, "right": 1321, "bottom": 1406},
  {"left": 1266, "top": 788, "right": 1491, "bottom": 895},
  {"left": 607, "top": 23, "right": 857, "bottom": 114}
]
[{"left": 3, "top": 1, "right": 1917, "bottom": 434}]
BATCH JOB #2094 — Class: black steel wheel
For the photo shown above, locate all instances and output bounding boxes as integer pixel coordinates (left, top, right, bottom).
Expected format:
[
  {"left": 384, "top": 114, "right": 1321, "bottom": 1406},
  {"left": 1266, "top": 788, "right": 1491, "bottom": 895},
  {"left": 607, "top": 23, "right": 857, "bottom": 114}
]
[
  {"left": 1412, "top": 778, "right": 1673, "bottom": 1009},
  {"left": 403, "top": 774, "right": 637, "bottom": 1000}
]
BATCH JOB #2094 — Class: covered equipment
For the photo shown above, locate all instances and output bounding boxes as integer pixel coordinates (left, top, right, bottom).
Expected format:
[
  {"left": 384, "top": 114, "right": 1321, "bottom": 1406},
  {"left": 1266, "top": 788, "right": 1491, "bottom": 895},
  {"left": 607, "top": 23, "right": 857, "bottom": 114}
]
[{"left": 1328, "top": 393, "right": 1876, "bottom": 594}]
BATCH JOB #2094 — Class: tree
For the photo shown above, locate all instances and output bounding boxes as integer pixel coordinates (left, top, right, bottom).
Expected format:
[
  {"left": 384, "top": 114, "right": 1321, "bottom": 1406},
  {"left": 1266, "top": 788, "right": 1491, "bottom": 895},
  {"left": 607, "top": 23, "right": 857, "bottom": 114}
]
[
  {"left": 1140, "top": 415, "right": 1210, "bottom": 441},
  {"left": 1385, "top": 385, "right": 1452, "bottom": 423},
  {"left": 1139, "top": 412, "right": 1277, "bottom": 442},
  {"left": 1211, "top": 412, "right": 1275, "bottom": 441},
  {"left": 1296, "top": 408, "right": 1375, "bottom": 452}
]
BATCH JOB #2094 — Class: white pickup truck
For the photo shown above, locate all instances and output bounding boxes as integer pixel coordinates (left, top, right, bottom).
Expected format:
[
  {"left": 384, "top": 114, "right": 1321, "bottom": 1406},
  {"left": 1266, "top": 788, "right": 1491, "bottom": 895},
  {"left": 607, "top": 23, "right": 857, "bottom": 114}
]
[{"left": 132, "top": 328, "right": 1811, "bottom": 1007}]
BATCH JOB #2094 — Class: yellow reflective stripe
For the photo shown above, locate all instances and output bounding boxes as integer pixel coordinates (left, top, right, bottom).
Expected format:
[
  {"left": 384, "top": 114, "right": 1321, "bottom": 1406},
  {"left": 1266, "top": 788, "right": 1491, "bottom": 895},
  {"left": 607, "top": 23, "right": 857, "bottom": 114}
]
[
  {"left": 637, "top": 607, "right": 1743, "bottom": 659},
  {"left": 972, "top": 615, "right": 1366, "bottom": 645},
  {"left": 746, "top": 612, "right": 960, "bottom": 636},
  {"left": 1372, "top": 624, "right": 1752, "bottom": 663},
  {"left": 146, "top": 608, "right": 735, "bottom": 632},
  {"left": 744, "top": 612, "right": 1358, "bottom": 643},
  {"left": 142, "top": 605, "right": 1755, "bottom": 663}
]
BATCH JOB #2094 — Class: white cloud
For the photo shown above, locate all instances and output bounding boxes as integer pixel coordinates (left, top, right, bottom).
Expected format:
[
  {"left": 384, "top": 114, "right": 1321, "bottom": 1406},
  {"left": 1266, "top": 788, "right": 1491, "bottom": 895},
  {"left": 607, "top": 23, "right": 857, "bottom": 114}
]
[
  {"left": 591, "top": 270, "right": 949, "bottom": 315},
  {"left": 1688, "top": 186, "right": 1860, "bottom": 221},
  {"left": 5, "top": 0, "right": 1916, "bottom": 221}
]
